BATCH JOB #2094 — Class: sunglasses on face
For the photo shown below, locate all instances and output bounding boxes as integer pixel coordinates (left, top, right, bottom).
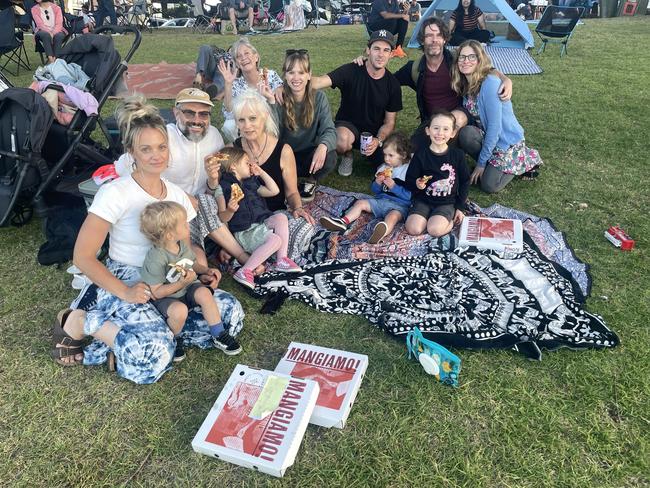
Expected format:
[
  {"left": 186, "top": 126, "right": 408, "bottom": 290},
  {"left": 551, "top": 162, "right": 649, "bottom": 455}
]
[
  {"left": 458, "top": 54, "right": 478, "bottom": 62},
  {"left": 285, "top": 49, "right": 309, "bottom": 56},
  {"left": 180, "top": 109, "right": 211, "bottom": 119}
]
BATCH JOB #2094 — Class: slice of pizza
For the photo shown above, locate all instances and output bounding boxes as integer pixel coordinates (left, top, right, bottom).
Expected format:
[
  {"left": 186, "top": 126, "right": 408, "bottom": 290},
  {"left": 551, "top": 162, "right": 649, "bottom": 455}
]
[
  {"left": 208, "top": 152, "right": 229, "bottom": 165},
  {"left": 259, "top": 67, "right": 269, "bottom": 84},
  {"left": 377, "top": 167, "right": 393, "bottom": 179},
  {"left": 231, "top": 183, "right": 244, "bottom": 203}
]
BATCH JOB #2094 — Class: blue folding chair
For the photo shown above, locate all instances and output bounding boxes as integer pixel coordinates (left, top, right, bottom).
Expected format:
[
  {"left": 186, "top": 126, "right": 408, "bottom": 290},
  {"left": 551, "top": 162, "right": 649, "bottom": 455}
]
[{"left": 535, "top": 5, "right": 584, "bottom": 57}]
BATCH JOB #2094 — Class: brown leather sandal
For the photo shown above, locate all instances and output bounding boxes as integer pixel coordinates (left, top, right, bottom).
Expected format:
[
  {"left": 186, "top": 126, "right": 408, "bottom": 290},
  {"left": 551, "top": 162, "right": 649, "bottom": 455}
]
[{"left": 51, "top": 309, "right": 84, "bottom": 367}]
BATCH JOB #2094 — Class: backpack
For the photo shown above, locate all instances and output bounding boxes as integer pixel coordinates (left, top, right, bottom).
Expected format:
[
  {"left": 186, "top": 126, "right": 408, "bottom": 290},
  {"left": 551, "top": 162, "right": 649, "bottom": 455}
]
[{"left": 37, "top": 193, "right": 87, "bottom": 266}]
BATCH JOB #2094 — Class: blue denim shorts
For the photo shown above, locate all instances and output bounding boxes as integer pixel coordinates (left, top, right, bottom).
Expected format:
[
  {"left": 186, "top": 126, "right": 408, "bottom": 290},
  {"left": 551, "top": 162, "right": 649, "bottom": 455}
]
[{"left": 367, "top": 198, "right": 409, "bottom": 219}]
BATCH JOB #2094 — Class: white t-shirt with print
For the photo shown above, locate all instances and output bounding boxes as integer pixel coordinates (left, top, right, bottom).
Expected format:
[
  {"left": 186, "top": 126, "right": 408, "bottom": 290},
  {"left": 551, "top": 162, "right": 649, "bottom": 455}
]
[{"left": 89, "top": 176, "right": 197, "bottom": 267}]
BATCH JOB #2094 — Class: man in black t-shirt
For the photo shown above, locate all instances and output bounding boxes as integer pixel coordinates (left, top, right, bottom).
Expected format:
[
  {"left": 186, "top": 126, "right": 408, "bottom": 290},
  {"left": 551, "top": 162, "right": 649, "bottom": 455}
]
[{"left": 311, "top": 30, "right": 403, "bottom": 176}]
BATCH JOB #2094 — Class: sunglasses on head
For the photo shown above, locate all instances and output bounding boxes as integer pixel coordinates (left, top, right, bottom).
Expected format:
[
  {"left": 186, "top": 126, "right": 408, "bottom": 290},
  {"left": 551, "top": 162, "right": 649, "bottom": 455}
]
[{"left": 285, "top": 49, "right": 309, "bottom": 57}]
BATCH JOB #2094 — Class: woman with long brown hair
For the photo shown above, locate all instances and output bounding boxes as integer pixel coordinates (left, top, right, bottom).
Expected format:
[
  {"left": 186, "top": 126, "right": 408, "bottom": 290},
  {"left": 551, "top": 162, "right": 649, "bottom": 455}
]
[
  {"left": 450, "top": 40, "right": 542, "bottom": 193},
  {"left": 266, "top": 49, "right": 337, "bottom": 201}
]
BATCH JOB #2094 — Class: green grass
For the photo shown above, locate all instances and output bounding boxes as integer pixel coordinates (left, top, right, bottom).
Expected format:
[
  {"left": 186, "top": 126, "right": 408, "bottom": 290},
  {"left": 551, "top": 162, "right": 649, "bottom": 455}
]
[{"left": 1, "top": 19, "right": 649, "bottom": 487}]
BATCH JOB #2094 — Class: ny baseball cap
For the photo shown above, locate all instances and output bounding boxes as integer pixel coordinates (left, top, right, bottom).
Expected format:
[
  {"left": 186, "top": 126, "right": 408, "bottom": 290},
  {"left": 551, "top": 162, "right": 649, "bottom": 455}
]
[
  {"left": 175, "top": 88, "right": 214, "bottom": 107},
  {"left": 368, "top": 30, "right": 396, "bottom": 49}
]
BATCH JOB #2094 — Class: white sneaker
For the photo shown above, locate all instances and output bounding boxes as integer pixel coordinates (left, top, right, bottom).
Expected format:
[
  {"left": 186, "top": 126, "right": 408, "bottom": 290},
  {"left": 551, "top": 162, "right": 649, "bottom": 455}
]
[{"left": 338, "top": 154, "right": 353, "bottom": 177}]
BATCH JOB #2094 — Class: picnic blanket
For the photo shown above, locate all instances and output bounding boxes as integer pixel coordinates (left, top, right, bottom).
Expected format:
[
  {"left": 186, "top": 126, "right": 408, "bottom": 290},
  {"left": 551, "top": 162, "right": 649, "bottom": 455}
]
[
  {"left": 298, "top": 187, "right": 589, "bottom": 297},
  {"left": 252, "top": 243, "right": 617, "bottom": 360},
  {"left": 485, "top": 46, "right": 543, "bottom": 75},
  {"left": 242, "top": 186, "right": 617, "bottom": 358},
  {"left": 122, "top": 62, "right": 197, "bottom": 99}
]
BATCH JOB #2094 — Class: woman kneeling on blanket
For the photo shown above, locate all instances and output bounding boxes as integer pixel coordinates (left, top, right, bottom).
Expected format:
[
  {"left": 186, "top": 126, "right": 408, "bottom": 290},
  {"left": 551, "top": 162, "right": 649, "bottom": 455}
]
[
  {"left": 51, "top": 96, "right": 243, "bottom": 384},
  {"left": 450, "top": 40, "right": 543, "bottom": 193}
]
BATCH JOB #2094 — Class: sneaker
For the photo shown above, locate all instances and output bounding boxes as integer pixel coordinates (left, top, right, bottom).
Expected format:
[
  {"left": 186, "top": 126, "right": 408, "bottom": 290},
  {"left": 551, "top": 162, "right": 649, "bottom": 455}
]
[
  {"left": 392, "top": 45, "right": 407, "bottom": 58},
  {"left": 204, "top": 84, "right": 221, "bottom": 100},
  {"left": 338, "top": 154, "right": 353, "bottom": 177},
  {"left": 299, "top": 180, "right": 317, "bottom": 202},
  {"left": 368, "top": 221, "right": 389, "bottom": 244},
  {"left": 273, "top": 257, "right": 303, "bottom": 273},
  {"left": 173, "top": 337, "right": 186, "bottom": 363},
  {"left": 233, "top": 268, "right": 255, "bottom": 289},
  {"left": 320, "top": 216, "right": 348, "bottom": 233},
  {"left": 213, "top": 330, "right": 242, "bottom": 356}
]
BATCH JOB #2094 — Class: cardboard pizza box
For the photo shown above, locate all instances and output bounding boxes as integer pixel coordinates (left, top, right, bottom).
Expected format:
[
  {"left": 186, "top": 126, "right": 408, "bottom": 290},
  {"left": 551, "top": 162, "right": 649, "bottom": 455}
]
[
  {"left": 192, "top": 364, "right": 319, "bottom": 478},
  {"left": 458, "top": 216, "right": 524, "bottom": 255},
  {"left": 274, "top": 342, "right": 368, "bottom": 429}
]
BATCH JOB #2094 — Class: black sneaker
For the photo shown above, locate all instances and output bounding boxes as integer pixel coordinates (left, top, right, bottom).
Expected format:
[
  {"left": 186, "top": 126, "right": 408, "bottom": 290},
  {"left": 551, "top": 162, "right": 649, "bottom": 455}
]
[
  {"left": 299, "top": 180, "right": 317, "bottom": 202},
  {"left": 173, "top": 337, "right": 186, "bottom": 363},
  {"left": 213, "top": 331, "right": 242, "bottom": 356},
  {"left": 319, "top": 216, "right": 348, "bottom": 232}
]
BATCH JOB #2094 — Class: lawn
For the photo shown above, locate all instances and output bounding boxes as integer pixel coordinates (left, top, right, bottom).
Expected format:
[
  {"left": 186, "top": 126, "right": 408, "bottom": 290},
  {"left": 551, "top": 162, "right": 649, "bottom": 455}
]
[{"left": 1, "top": 18, "right": 649, "bottom": 487}]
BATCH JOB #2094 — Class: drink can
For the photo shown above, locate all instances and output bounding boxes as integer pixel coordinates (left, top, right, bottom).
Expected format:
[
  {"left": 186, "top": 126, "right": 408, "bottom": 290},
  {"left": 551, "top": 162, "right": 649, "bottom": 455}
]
[{"left": 360, "top": 132, "right": 373, "bottom": 155}]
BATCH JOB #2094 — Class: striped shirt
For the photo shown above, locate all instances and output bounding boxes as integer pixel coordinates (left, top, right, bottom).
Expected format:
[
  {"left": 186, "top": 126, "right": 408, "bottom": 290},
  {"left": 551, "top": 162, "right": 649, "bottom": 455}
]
[{"left": 451, "top": 7, "right": 483, "bottom": 31}]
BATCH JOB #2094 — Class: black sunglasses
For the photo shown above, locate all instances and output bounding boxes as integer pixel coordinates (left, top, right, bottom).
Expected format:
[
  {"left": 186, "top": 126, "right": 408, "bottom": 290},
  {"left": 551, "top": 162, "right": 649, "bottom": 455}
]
[
  {"left": 44, "top": 9, "right": 50, "bottom": 20},
  {"left": 285, "top": 49, "right": 309, "bottom": 56}
]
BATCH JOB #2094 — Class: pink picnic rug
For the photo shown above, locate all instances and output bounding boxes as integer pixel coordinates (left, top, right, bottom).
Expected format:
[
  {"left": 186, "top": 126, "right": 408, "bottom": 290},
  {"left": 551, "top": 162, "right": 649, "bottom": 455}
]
[{"left": 121, "top": 62, "right": 197, "bottom": 99}]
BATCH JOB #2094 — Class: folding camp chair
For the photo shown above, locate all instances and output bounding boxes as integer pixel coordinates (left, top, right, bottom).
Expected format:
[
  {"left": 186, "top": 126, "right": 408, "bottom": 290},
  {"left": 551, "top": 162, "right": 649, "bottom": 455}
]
[
  {"left": 125, "top": 0, "right": 153, "bottom": 32},
  {"left": 0, "top": 7, "right": 31, "bottom": 76},
  {"left": 304, "top": 0, "right": 319, "bottom": 28},
  {"left": 535, "top": 5, "right": 584, "bottom": 57}
]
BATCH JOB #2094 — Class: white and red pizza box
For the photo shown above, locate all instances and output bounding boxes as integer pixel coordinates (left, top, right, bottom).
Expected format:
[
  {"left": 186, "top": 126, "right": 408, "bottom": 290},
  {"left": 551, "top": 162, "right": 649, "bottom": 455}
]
[
  {"left": 274, "top": 342, "right": 368, "bottom": 429},
  {"left": 459, "top": 216, "right": 524, "bottom": 255},
  {"left": 192, "top": 364, "right": 319, "bottom": 478}
]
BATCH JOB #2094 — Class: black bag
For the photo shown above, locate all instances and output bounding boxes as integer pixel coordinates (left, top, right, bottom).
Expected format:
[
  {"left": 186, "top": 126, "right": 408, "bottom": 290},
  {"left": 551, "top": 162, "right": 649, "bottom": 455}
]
[{"left": 37, "top": 194, "right": 87, "bottom": 266}]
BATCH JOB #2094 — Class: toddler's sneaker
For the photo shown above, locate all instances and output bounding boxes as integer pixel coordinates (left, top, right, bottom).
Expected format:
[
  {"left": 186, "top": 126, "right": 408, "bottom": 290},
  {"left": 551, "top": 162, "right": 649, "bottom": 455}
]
[
  {"left": 338, "top": 154, "right": 354, "bottom": 176},
  {"left": 273, "top": 257, "right": 303, "bottom": 273},
  {"left": 299, "top": 180, "right": 317, "bottom": 202},
  {"left": 320, "top": 216, "right": 348, "bottom": 233},
  {"left": 233, "top": 268, "right": 255, "bottom": 289},
  {"left": 213, "top": 331, "right": 242, "bottom": 356},
  {"left": 173, "top": 337, "right": 186, "bottom": 363},
  {"left": 368, "top": 221, "right": 389, "bottom": 244}
]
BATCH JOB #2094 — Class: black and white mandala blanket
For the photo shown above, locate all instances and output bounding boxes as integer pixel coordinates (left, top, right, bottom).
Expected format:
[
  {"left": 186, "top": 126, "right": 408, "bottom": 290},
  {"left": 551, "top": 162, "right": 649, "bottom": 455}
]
[{"left": 253, "top": 243, "right": 618, "bottom": 359}]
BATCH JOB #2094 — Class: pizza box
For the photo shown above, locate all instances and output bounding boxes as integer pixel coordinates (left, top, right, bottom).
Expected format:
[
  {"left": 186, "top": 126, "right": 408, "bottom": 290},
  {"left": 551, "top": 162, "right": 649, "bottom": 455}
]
[
  {"left": 192, "top": 364, "right": 319, "bottom": 478},
  {"left": 274, "top": 342, "right": 368, "bottom": 429},
  {"left": 458, "top": 216, "right": 524, "bottom": 255}
]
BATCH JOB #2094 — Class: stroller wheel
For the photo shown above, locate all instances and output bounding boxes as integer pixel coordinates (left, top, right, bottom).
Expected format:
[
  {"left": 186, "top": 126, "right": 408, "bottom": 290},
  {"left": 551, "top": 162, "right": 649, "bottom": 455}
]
[{"left": 11, "top": 204, "right": 33, "bottom": 227}]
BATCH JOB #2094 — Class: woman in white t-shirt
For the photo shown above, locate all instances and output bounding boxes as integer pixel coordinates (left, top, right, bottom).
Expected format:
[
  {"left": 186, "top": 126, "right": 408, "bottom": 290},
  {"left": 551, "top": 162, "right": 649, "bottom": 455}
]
[{"left": 51, "top": 96, "right": 244, "bottom": 384}]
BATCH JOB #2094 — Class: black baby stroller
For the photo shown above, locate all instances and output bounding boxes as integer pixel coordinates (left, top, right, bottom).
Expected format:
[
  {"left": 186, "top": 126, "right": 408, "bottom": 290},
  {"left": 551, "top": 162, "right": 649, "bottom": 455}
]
[
  {"left": 0, "top": 88, "right": 54, "bottom": 226},
  {"left": 0, "top": 25, "right": 141, "bottom": 227}
]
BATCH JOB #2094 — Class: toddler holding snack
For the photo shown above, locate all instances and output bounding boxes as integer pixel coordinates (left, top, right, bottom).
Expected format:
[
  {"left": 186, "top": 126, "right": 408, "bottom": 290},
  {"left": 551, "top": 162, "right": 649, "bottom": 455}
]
[
  {"left": 140, "top": 201, "right": 242, "bottom": 359},
  {"left": 320, "top": 132, "right": 412, "bottom": 244},
  {"left": 405, "top": 111, "right": 470, "bottom": 237},
  {"left": 216, "top": 147, "right": 302, "bottom": 289}
]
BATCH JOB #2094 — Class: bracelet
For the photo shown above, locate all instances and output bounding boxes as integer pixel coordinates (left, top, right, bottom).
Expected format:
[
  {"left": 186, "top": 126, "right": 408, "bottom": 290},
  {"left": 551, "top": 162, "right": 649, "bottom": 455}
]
[{"left": 206, "top": 179, "right": 217, "bottom": 191}]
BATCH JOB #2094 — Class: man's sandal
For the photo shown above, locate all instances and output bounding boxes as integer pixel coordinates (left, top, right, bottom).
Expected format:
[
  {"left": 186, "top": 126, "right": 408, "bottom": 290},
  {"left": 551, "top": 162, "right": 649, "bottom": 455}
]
[{"left": 51, "top": 309, "right": 84, "bottom": 367}]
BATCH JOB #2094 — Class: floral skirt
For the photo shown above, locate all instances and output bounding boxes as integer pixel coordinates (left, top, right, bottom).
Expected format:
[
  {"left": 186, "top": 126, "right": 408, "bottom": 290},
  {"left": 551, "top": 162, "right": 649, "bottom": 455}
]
[
  {"left": 487, "top": 140, "right": 543, "bottom": 176},
  {"left": 74, "top": 259, "right": 245, "bottom": 384}
]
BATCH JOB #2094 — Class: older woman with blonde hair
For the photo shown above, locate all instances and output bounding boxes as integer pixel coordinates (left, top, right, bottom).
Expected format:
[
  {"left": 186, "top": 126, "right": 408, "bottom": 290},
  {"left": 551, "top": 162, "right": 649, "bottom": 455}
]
[
  {"left": 232, "top": 89, "right": 315, "bottom": 227},
  {"left": 450, "top": 40, "right": 542, "bottom": 193},
  {"left": 218, "top": 37, "right": 284, "bottom": 142}
]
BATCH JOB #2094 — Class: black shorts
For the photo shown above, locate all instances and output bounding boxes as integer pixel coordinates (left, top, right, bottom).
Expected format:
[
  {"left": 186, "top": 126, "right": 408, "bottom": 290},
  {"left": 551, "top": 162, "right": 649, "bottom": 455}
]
[
  {"left": 152, "top": 282, "right": 206, "bottom": 319},
  {"left": 409, "top": 201, "right": 455, "bottom": 222},
  {"left": 334, "top": 120, "right": 384, "bottom": 166}
]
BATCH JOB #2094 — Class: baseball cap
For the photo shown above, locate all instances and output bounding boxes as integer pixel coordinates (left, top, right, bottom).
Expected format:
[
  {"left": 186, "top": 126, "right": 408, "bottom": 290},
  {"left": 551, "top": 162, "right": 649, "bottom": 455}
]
[
  {"left": 368, "top": 30, "right": 396, "bottom": 49},
  {"left": 175, "top": 88, "right": 214, "bottom": 107}
]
